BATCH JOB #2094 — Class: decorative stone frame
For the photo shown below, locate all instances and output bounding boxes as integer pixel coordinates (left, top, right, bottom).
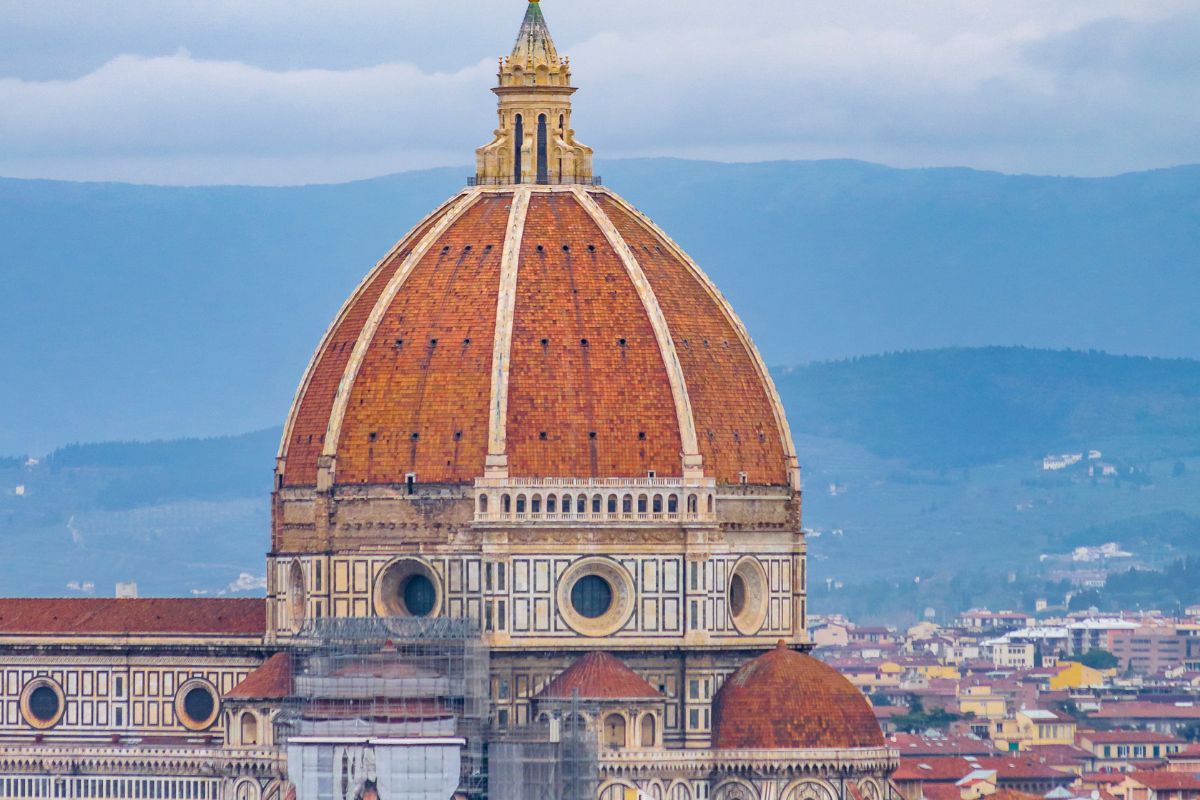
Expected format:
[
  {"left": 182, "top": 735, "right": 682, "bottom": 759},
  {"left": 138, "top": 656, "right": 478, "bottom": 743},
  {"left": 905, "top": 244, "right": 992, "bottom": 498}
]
[
  {"left": 20, "top": 677, "right": 65, "bottom": 730},
  {"left": 557, "top": 557, "right": 636, "bottom": 637},
  {"left": 175, "top": 678, "right": 221, "bottom": 731},
  {"left": 373, "top": 557, "right": 444, "bottom": 619},
  {"left": 728, "top": 556, "right": 769, "bottom": 635}
]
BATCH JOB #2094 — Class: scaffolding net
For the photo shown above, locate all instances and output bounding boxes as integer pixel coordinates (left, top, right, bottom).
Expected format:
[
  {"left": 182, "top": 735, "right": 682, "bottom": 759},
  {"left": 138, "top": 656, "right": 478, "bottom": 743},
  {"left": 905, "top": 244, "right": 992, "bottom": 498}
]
[
  {"left": 489, "top": 693, "right": 598, "bottom": 800},
  {"left": 280, "top": 617, "right": 488, "bottom": 800}
]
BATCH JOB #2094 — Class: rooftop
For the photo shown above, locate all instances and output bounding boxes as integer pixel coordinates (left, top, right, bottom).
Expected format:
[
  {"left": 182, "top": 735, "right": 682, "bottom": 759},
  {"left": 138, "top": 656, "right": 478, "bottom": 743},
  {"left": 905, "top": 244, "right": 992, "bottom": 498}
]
[{"left": 0, "top": 598, "right": 265, "bottom": 636}]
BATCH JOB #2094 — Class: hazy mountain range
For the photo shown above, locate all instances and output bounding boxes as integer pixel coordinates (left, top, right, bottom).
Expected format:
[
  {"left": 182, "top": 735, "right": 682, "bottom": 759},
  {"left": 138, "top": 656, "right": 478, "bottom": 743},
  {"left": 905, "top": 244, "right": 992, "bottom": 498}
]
[
  {"left": 2, "top": 158, "right": 1198, "bottom": 619},
  {"left": 2, "top": 158, "right": 1199, "bottom": 455},
  {"left": 4, "top": 347, "right": 1199, "bottom": 618}
]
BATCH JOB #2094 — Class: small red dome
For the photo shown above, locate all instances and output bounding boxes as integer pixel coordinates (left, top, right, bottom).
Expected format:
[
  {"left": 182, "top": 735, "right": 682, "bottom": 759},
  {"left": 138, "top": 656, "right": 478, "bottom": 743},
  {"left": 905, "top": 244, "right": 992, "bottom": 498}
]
[
  {"left": 537, "top": 651, "right": 662, "bottom": 701},
  {"left": 712, "top": 642, "right": 884, "bottom": 750}
]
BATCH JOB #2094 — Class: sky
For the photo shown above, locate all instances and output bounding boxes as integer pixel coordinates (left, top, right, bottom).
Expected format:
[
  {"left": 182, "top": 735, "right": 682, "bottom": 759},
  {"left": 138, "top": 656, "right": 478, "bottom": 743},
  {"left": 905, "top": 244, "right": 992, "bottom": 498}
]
[{"left": 1, "top": 0, "right": 1198, "bottom": 185}]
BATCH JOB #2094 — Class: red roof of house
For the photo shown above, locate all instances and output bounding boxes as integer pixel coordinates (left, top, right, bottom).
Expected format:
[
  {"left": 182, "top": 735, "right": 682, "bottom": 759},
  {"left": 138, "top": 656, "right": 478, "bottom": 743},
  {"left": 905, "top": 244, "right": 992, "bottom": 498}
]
[
  {"left": 889, "top": 733, "right": 999, "bottom": 756},
  {"left": 921, "top": 784, "right": 963, "bottom": 800},
  {"left": 895, "top": 758, "right": 978, "bottom": 782},
  {"left": 1080, "top": 730, "right": 1185, "bottom": 745},
  {"left": 988, "top": 791, "right": 1044, "bottom": 800},
  {"left": 0, "top": 598, "right": 265, "bottom": 636},
  {"left": 1125, "top": 772, "right": 1200, "bottom": 791},
  {"left": 1026, "top": 744, "right": 1092, "bottom": 765},
  {"left": 536, "top": 652, "right": 662, "bottom": 700},
  {"left": 895, "top": 756, "right": 1072, "bottom": 784},
  {"left": 1081, "top": 773, "right": 1127, "bottom": 785},
  {"left": 227, "top": 653, "right": 294, "bottom": 699},
  {"left": 1092, "top": 703, "right": 1200, "bottom": 720},
  {"left": 973, "top": 757, "right": 1072, "bottom": 781}
]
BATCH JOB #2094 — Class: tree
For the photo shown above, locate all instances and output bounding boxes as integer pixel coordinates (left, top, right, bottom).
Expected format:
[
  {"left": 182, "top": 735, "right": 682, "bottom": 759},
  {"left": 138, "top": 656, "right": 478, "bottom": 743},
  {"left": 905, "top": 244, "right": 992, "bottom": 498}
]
[
  {"left": 1179, "top": 723, "right": 1200, "bottom": 743},
  {"left": 1063, "top": 649, "right": 1120, "bottom": 670}
]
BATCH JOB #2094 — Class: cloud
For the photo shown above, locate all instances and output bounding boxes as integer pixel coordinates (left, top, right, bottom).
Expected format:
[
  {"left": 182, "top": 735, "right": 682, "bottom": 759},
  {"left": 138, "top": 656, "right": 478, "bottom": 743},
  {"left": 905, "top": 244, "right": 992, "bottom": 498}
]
[
  {"left": 0, "top": 3, "right": 1197, "bottom": 183},
  {"left": 227, "top": 572, "right": 267, "bottom": 593}
]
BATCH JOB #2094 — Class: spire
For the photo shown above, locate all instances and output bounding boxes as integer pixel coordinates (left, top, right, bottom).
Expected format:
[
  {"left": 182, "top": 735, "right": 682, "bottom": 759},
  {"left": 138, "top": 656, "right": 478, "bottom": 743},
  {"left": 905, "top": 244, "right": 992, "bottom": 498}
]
[
  {"left": 474, "top": 2, "right": 594, "bottom": 186},
  {"left": 510, "top": 1, "right": 560, "bottom": 70}
]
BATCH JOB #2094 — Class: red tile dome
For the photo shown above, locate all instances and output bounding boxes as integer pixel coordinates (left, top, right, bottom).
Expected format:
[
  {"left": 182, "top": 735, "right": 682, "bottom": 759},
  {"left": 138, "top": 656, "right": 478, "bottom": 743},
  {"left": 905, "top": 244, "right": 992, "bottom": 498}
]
[
  {"left": 278, "top": 186, "right": 797, "bottom": 489},
  {"left": 712, "top": 642, "right": 885, "bottom": 750},
  {"left": 536, "top": 651, "right": 662, "bottom": 701}
]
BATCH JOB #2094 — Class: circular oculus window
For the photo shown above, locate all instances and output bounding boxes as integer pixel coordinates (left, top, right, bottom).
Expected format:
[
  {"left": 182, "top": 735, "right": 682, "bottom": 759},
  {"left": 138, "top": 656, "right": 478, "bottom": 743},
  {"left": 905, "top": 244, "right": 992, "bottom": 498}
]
[
  {"left": 728, "top": 556, "right": 769, "bottom": 635},
  {"left": 20, "top": 678, "right": 65, "bottom": 729},
  {"left": 373, "top": 558, "right": 443, "bottom": 619},
  {"left": 557, "top": 558, "right": 635, "bottom": 637},
  {"left": 175, "top": 679, "right": 220, "bottom": 731}
]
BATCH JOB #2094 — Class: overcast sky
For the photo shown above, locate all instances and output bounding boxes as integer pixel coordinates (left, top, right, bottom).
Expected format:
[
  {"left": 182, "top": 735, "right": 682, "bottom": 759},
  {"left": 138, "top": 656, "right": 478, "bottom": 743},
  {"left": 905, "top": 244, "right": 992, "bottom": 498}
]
[{"left": 1, "top": 0, "right": 1198, "bottom": 185}]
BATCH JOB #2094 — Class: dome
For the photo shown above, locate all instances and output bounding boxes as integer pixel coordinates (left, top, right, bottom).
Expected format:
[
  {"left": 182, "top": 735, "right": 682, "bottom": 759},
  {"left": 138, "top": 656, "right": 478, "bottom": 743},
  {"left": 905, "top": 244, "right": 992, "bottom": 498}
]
[
  {"left": 278, "top": 185, "right": 798, "bottom": 489},
  {"left": 536, "top": 651, "right": 662, "bottom": 701},
  {"left": 712, "top": 642, "right": 884, "bottom": 751}
]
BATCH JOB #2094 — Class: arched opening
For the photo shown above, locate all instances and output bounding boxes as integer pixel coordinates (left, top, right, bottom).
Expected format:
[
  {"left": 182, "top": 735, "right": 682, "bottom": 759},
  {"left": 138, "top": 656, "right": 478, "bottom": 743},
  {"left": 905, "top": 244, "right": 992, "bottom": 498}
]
[
  {"left": 640, "top": 713, "right": 657, "bottom": 748},
  {"left": 536, "top": 114, "right": 549, "bottom": 184},
  {"left": 637, "top": 494, "right": 648, "bottom": 513},
  {"left": 546, "top": 494, "right": 556, "bottom": 513},
  {"left": 707, "top": 494, "right": 715, "bottom": 513},
  {"left": 502, "top": 494, "right": 512, "bottom": 513},
  {"left": 516, "top": 494, "right": 527, "bottom": 513},
  {"left": 478, "top": 494, "right": 489, "bottom": 514},
  {"left": 241, "top": 712, "right": 258, "bottom": 746},
  {"left": 531, "top": 494, "right": 542, "bottom": 514},
  {"left": 591, "top": 494, "right": 601, "bottom": 514},
  {"left": 513, "top": 114, "right": 524, "bottom": 183},
  {"left": 607, "top": 494, "right": 618, "bottom": 514},
  {"left": 288, "top": 561, "right": 305, "bottom": 631},
  {"left": 687, "top": 494, "right": 698, "bottom": 514},
  {"left": 603, "top": 713, "right": 627, "bottom": 749},
  {"left": 622, "top": 494, "right": 633, "bottom": 514},
  {"left": 652, "top": 495, "right": 663, "bottom": 513},
  {"left": 668, "top": 495, "right": 679, "bottom": 514}
]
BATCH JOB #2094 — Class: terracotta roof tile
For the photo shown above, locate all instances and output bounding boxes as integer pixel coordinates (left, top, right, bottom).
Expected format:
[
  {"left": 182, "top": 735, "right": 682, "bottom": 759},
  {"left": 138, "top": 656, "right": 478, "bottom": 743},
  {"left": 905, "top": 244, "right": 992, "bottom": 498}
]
[
  {"left": 226, "top": 653, "right": 294, "bottom": 699},
  {"left": 1125, "top": 772, "right": 1200, "bottom": 791},
  {"left": 712, "top": 642, "right": 885, "bottom": 750},
  {"left": 921, "top": 784, "right": 963, "bottom": 800},
  {"left": 0, "top": 598, "right": 264, "bottom": 636},
  {"left": 536, "top": 652, "right": 662, "bottom": 700},
  {"left": 279, "top": 187, "right": 794, "bottom": 492}
]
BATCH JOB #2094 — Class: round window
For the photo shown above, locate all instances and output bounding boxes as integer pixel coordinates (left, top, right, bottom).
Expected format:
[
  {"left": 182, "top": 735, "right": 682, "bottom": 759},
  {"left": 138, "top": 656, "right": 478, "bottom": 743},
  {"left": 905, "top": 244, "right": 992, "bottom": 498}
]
[
  {"left": 729, "top": 573, "right": 747, "bottom": 618},
  {"left": 571, "top": 574, "right": 614, "bottom": 619},
  {"left": 184, "top": 687, "right": 215, "bottom": 723},
  {"left": 176, "top": 680, "right": 219, "bottom": 731},
  {"left": 20, "top": 678, "right": 64, "bottom": 729},
  {"left": 373, "top": 558, "right": 442, "bottom": 619},
  {"left": 556, "top": 558, "right": 635, "bottom": 637},
  {"left": 28, "top": 686, "right": 60, "bottom": 723},
  {"left": 402, "top": 574, "right": 437, "bottom": 617},
  {"left": 727, "top": 557, "right": 769, "bottom": 635}
]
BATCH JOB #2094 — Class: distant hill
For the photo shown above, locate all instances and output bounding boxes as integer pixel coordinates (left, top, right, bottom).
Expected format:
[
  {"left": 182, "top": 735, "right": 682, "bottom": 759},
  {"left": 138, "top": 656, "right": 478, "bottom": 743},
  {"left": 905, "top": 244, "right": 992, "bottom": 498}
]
[
  {"left": 776, "top": 347, "right": 1200, "bottom": 469},
  {"left": 3, "top": 347, "right": 1198, "bottom": 608},
  {"left": 2, "top": 158, "right": 1199, "bottom": 453}
]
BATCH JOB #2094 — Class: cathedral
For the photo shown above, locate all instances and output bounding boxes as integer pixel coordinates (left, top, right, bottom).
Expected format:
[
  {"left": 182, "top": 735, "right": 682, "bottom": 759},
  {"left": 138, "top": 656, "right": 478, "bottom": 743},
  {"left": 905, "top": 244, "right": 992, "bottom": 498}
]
[{"left": 0, "top": 4, "right": 898, "bottom": 799}]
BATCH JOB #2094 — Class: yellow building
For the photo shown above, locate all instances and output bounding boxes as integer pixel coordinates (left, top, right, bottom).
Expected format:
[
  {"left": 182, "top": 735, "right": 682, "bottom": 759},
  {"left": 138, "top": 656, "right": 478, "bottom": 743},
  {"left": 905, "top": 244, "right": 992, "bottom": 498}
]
[
  {"left": 1049, "top": 661, "right": 1107, "bottom": 690},
  {"left": 993, "top": 709, "right": 1077, "bottom": 751},
  {"left": 958, "top": 685, "right": 1008, "bottom": 720}
]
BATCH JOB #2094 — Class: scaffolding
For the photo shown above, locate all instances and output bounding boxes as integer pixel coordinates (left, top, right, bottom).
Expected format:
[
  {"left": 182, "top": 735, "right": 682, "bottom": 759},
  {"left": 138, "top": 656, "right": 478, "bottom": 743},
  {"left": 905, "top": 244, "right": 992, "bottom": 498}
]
[
  {"left": 280, "top": 617, "right": 489, "bottom": 800},
  {"left": 489, "top": 693, "right": 599, "bottom": 800}
]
